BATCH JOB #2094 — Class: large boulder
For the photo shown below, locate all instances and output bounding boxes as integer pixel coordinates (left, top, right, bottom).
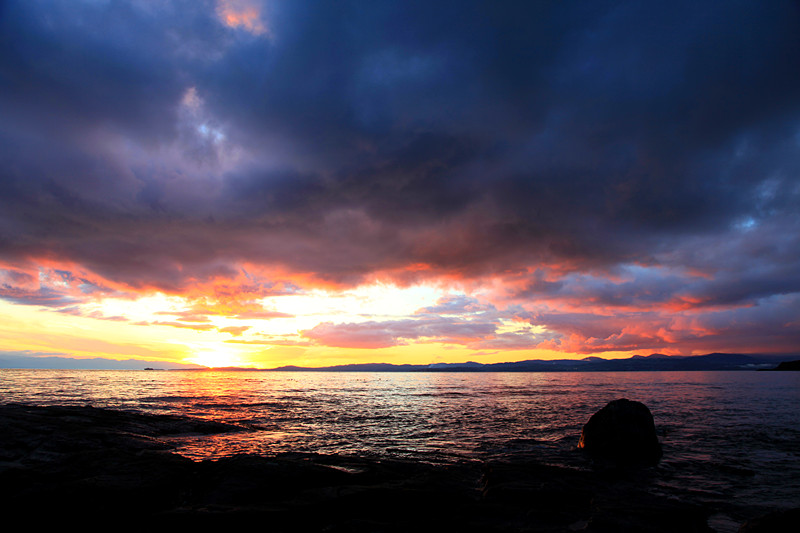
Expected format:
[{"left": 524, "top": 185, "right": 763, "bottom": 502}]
[{"left": 578, "top": 398, "right": 662, "bottom": 466}]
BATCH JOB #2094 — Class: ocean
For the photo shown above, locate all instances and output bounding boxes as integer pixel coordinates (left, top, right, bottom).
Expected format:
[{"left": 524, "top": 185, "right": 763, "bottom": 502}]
[{"left": 1, "top": 369, "right": 798, "bottom": 531}]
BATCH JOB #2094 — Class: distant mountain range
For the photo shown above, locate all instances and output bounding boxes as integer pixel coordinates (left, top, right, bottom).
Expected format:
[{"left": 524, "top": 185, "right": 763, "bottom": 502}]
[
  {"left": 257, "top": 353, "right": 798, "bottom": 373},
  {"left": 9, "top": 352, "right": 792, "bottom": 371}
]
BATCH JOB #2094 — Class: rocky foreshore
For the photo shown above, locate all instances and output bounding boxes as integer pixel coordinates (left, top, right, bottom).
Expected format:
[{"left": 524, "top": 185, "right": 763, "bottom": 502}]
[{"left": 0, "top": 403, "right": 790, "bottom": 532}]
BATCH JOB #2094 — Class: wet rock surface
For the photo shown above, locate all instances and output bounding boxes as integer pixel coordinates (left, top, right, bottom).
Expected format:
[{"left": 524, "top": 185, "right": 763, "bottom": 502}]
[
  {"left": 578, "top": 398, "right": 663, "bottom": 467},
  {"left": 0, "top": 403, "right": 755, "bottom": 531}
]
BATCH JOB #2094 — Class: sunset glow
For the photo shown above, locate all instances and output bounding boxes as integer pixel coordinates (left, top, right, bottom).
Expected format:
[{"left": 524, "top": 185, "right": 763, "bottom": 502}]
[{"left": 1, "top": 1, "right": 798, "bottom": 369}]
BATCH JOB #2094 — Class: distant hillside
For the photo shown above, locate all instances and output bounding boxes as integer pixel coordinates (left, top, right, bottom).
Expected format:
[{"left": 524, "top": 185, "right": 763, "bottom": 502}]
[
  {"left": 770, "top": 360, "right": 800, "bottom": 371},
  {"left": 262, "top": 353, "right": 796, "bottom": 372}
]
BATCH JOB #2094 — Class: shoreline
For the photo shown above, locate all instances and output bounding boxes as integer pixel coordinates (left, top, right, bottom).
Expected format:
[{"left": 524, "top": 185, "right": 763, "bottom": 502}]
[{"left": 0, "top": 403, "right": 792, "bottom": 531}]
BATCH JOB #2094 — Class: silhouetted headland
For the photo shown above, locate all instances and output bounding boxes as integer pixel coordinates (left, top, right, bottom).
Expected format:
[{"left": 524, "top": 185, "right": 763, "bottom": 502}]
[{"left": 768, "top": 360, "right": 800, "bottom": 371}]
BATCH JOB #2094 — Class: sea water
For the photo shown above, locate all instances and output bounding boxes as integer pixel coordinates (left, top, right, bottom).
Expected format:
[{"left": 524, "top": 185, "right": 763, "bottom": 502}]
[{"left": 1, "top": 369, "right": 798, "bottom": 529}]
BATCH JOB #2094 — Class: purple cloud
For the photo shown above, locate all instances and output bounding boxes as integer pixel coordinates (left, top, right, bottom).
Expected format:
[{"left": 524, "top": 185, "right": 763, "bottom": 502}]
[{"left": 0, "top": 1, "right": 798, "bottom": 355}]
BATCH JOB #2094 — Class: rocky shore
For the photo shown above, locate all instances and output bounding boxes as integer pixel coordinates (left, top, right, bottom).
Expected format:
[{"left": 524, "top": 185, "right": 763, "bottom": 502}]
[{"left": 0, "top": 403, "right": 790, "bottom": 531}]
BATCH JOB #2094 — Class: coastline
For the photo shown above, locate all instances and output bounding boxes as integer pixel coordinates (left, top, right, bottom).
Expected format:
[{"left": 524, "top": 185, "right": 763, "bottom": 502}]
[{"left": 1, "top": 403, "right": 790, "bottom": 532}]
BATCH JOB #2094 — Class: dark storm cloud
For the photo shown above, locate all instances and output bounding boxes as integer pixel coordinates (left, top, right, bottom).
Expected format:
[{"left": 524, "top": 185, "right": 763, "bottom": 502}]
[
  {"left": 0, "top": 1, "right": 798, "bottom": 351},
  {"left": 0, "top": 0, "right": 224, "bottom": 140}
]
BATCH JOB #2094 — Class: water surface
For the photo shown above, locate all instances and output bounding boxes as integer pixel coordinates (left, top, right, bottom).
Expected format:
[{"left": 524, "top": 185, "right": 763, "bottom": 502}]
[{"left": 2, "top": 369, "right": 798, "bottom": 529}]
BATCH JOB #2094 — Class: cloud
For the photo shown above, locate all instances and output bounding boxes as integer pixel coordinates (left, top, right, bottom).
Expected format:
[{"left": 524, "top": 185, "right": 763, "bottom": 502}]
[
  {"left": 216, "top": 0, "right": 269, "bottom": 36},
  {"left": 302, "top": 316, "right": 497, "bottom": 349},
  {"left": 0, "top": 1, "right": 799, "bottom": 356},
  {"left": 417, "top": 294, "right": 496, "bottom": 316},
  {"left": 149, "top": 321, "right": 217, "bottom": 331},
  {"left": 219, "top": 325, "right": 250, "bottom": 336},
  {"left": 0, "top": 266, "right": 119, "bottom": 308}
]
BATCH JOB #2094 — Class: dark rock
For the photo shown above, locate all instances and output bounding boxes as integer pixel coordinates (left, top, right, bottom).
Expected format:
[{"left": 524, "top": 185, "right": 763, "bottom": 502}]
[
  {"left": 578, "top": 398, "right": 662, "bottom": 466},
  {"left": 480, "top": 461, "right": 712, "bottom": 533},
  {"left": 588, "top": 488, "right": 712, "bottom": 533},
  {"left": 738, "top": 508, "right": 800, "bottom": 532}
]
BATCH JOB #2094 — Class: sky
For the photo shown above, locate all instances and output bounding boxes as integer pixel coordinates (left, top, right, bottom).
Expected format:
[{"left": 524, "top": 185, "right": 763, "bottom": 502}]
[{"left": 1, "top": 0, "right": 799, "bottom": 369}]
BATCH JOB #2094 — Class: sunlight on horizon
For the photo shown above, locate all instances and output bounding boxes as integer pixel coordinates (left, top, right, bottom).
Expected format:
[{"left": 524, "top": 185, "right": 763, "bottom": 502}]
[{"left": 0, "top": 277, "right": 666, "bottom": 369}]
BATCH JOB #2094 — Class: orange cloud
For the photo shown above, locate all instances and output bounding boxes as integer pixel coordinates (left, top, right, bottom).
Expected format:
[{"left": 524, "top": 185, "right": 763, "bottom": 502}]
[
  {"left": 219, "top": 325, "right": 250, "bottom": 336},
  {"left": 216, "top": 0, "right": 268, "bottom": 36}
]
